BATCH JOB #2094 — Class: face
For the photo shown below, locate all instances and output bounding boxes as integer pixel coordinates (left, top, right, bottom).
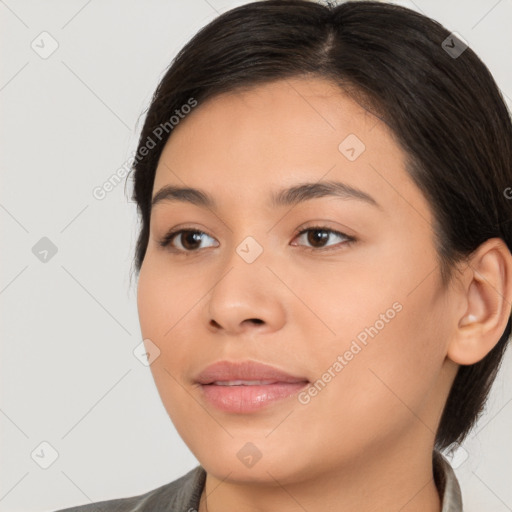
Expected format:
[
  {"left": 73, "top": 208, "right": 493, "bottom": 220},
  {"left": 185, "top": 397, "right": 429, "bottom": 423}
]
[{"left": 137, "top": 77, "right": 459, "bottom": 484}]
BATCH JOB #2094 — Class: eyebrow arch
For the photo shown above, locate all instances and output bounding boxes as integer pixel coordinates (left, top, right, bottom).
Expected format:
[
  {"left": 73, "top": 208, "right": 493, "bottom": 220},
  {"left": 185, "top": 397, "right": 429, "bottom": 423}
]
[
  {"left": 151, "top": 180, "right": 382, "bottom": 211},
  {"left": 270, "top": 181, "right": 382, "bottom": 210}
]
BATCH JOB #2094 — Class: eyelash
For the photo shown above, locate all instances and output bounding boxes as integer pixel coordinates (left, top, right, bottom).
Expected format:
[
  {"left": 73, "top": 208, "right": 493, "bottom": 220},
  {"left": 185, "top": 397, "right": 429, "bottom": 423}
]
[{"left": 158, "top": 225, "right": 356, "bottom": 254}]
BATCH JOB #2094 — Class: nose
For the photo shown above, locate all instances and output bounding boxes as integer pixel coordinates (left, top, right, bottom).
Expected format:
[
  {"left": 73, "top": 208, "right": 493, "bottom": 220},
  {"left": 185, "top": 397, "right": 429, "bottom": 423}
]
[{"left": 203, "top": 244, "right": 287, "bottom": 336}]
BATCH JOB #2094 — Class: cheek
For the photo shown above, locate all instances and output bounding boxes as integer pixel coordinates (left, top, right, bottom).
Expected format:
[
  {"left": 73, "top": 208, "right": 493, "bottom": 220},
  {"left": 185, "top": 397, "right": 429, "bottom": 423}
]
[
  {"left": 136, "top": 258, "right": 202, "bottom": 397},
  {"left": 137, "top": 253, "right": 203, "bottom": 339},
  {"left": 136, "top": 262, "right": 201, "bottom": 428},
  {"left": 312, "top": 280, "right": 446, "bottom": 439},
  {"left": 295, "top": 254, "right": 447, "bottom": 429},
  {"left": 289, "top": 258, "right": 401, "bottom": 357}
]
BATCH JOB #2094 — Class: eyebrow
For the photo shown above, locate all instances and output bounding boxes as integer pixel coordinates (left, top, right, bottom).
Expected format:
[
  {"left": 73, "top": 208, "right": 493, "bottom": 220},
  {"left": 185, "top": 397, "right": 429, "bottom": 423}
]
[{"left": 151, "top": 180, "right": 382, "bottom": 211}]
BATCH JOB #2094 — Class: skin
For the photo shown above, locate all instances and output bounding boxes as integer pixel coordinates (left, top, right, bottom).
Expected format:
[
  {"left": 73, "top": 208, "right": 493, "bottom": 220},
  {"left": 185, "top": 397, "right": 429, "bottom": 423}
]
[{"left": 136, "top": 77, "right": 512, "bottom": 512}]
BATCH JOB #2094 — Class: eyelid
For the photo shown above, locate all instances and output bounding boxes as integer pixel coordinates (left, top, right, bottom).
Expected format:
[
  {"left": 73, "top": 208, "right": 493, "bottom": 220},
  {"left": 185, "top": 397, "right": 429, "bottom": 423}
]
[{"left": 294, "top": 218, "right": 356, "bottom": 237}]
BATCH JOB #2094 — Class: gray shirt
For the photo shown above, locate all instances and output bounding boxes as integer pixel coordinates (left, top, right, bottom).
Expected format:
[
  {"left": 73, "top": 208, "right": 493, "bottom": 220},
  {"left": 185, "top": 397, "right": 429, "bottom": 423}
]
[{"left": 54, "top": 450, "right": 463, "bottom": 511}]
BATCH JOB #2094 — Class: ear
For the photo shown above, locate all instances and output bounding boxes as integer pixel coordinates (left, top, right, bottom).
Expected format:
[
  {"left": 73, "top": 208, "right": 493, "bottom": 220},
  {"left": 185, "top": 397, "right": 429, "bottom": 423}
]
[{"left": 447, "top": 237, "right": 512, "bottom": 365}]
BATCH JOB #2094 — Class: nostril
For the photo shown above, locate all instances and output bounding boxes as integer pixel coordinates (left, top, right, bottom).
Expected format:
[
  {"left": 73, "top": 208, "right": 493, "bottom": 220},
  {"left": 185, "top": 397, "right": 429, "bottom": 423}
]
[{"left": 209, "top": 318, "right": 264, "bottom": 329}]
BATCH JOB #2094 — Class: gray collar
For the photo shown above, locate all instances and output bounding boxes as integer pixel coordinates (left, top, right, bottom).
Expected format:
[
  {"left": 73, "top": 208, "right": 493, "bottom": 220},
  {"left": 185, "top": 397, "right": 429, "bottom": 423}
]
[{"left": 434, "top": 450, "right": 464, "bottom": 511}]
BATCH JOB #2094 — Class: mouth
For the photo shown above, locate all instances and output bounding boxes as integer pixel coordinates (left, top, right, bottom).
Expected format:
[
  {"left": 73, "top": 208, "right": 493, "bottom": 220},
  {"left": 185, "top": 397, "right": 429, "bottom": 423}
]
[
  {"left": 195, "top": 360, "right": 310, "bottom": 413},
  {"left": 211, "top": 379, "right": 287, "bottom": 385}
]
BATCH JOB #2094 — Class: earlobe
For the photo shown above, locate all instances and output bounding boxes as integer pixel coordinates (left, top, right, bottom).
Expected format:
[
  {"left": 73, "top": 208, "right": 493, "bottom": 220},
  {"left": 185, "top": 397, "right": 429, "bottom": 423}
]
[{"left": 447, "top": 237, "right": 512, "bottom": 366}]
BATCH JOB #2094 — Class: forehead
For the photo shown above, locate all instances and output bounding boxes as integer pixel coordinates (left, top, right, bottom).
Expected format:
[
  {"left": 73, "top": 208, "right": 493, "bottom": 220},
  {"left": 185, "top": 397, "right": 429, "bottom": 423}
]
[
  {"left": 153, "top": 77, "right": 431, "bottom": 225},
  {"left": 157, "top": 77, "right": 381, "bottom": 171}
]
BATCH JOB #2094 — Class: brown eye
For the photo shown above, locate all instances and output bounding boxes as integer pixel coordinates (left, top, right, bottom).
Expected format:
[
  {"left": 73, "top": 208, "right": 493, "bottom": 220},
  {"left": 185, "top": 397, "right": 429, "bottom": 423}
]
[
  {"left": 292, "top": 227, "right": 355, "bottom": 250},
  {"left": 159, "top": 229, "right": 218, "bottom": 252}
]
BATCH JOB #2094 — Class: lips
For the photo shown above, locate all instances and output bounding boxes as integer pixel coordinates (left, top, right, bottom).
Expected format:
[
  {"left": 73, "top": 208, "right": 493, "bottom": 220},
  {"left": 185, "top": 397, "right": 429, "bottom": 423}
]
[
  {"left": 195, "top": 360, "right": 310, "bottom": 413},
  {"left": 195, "top": 360, "right": 309, "bottom": 385}
]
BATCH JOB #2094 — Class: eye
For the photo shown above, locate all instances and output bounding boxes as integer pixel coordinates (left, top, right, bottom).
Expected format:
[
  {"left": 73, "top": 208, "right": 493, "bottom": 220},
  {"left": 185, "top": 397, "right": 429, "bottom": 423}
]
[
  {"left": 158, "top": 228, "right": 218, "bottom": 252},
  {"left": 291, "top": 226, "right": 356, "bottom": 250},
  {"left": 158, "top": 225, "right": 356, "bottom": 254}
]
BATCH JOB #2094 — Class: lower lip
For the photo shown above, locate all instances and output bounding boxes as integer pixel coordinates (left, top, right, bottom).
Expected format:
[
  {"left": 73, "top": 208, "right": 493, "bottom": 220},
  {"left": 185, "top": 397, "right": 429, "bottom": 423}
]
[{"left": 199, "top": 382, "right": 309, "bottom": 413}]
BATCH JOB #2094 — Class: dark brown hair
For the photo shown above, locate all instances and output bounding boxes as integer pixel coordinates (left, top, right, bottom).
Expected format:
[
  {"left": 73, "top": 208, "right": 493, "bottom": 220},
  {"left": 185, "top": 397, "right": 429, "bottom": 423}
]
[{"left": 127, "top": 0, "right": 512, "bottom": 450}]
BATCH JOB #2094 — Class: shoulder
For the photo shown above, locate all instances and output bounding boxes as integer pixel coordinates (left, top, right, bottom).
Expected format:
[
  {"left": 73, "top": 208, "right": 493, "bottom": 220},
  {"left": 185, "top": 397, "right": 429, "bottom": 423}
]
[{"left": 52, "top": 465, "right": 206, "bottom": 512}]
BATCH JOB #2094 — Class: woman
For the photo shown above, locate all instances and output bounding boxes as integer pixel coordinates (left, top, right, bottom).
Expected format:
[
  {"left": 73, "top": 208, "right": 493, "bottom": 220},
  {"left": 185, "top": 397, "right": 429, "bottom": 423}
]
[{"left": 56, "top": 1, "right": 512, "bottom": 510}]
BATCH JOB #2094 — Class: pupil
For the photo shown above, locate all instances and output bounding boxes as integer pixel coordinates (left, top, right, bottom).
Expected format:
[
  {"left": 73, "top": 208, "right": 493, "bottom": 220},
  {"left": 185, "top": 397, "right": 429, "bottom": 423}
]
[
  {"left": 183, "top": 231, "right": 201, "bottom": 249},
  {"left": 308, "top": 230, "right": 328, "bottom": 247}
]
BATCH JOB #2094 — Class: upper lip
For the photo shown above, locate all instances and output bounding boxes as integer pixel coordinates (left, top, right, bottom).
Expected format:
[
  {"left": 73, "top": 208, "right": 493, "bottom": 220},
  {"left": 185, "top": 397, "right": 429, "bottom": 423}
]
[{"left": 195, "top": 360, "right": 309, "bottom": 385}]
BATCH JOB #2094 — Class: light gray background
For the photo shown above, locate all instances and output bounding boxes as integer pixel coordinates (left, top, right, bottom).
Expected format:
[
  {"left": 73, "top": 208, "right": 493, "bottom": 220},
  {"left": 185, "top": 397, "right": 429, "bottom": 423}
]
[{"left": 1, "top": 1, "right": 511, "bottom": 511}]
